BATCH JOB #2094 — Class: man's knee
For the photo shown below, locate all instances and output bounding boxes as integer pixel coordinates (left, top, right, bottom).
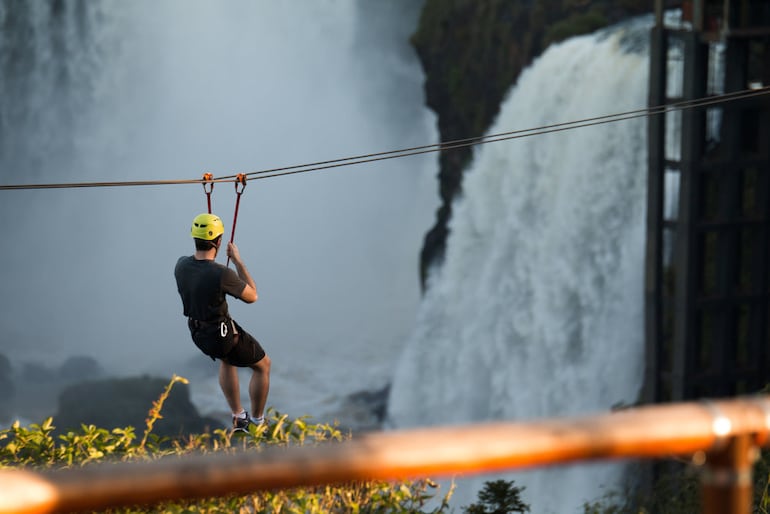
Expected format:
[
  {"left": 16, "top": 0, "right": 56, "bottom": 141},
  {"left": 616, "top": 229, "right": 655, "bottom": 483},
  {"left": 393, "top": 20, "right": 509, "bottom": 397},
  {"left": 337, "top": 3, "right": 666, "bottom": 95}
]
[{"left": 254, "top": 354, "right": 271, "bottom": 373}]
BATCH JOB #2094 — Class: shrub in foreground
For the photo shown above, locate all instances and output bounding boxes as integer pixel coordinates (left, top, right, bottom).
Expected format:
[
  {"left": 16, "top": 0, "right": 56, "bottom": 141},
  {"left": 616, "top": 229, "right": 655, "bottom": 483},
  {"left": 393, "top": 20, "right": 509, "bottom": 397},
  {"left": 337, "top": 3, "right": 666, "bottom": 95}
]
[{"left": 0, "top": 374, "right": 453, "bottom": 513}]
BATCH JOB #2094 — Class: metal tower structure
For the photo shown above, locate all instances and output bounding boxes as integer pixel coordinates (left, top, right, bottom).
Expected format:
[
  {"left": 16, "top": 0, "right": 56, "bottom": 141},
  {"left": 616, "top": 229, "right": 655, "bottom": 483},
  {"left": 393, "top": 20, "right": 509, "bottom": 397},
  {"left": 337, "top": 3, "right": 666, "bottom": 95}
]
[{"left": 644, "top": 0, "right": 770, "bottom": 403}]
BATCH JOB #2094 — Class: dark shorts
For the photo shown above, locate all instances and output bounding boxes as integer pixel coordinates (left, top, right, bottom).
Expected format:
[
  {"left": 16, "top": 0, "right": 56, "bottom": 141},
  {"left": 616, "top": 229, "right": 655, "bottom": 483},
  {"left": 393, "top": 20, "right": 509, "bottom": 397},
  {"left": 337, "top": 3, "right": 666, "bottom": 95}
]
[
  {"left": 223, "top": 320, "right": 266, "bottom": 367},
  {"left": 189, "top": 318, "right": 266, "bottom": 367}
]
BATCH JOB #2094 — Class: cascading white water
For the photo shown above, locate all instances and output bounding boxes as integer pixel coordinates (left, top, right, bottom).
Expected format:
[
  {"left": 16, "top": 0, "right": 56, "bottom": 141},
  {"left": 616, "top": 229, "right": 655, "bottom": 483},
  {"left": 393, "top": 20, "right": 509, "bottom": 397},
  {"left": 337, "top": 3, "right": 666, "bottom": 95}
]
[
  {"left": 0, "top": 1, "right": 437, "bottom": 429},
  {"left": 388, "top": 19, "right": 652, "bottom": 513}
]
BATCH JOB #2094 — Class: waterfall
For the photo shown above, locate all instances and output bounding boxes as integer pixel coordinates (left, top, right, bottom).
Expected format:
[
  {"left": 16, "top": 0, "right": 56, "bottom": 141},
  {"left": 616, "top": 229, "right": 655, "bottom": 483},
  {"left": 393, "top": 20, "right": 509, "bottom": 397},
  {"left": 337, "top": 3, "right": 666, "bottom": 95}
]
[
  {"left": 0, "top": 1, "right": 109, "bottom": 180},
  {"left": 388, "top": 18, "right": 651, "bottom": 513},
  {"left": 0, "top": 1, "right": 437, "bottom": 429}
]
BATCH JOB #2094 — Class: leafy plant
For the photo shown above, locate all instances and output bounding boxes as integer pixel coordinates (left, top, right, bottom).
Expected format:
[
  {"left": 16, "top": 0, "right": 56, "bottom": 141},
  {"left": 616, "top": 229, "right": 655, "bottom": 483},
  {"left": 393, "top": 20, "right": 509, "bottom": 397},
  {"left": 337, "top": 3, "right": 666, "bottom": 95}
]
[
  {"left": 139, "top": 374, "right": 188, "bottom": 452},
  {"left": 463, "top": 479, "right": 530, "bottom": 514},
  {"left": 0, "top": 375, "right": 453, "bottom": 513}
]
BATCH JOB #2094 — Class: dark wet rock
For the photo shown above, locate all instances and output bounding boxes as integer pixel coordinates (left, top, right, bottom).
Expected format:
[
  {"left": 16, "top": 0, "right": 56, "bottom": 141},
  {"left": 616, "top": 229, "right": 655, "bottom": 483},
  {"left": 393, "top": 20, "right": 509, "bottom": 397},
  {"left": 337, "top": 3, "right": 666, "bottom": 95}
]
[
  {"left": 348, "top": 383, "right": 390, "bottom": 423},
  {"left": 53, "top": 375, "right": 221, "bottom": 437},
  {"left": 335, "top": 384, "right": 392, "bottom": 432}
]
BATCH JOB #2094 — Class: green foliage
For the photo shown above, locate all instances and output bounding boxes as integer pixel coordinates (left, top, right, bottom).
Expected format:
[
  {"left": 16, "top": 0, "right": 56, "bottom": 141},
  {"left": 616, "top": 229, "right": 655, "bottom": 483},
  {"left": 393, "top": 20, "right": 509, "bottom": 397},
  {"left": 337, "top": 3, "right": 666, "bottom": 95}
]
[
  {"left": 139, "top": 374, "right": 188, "bottom": 451},
  {"left": 0, "top": 375, "right": 453, "bottom": 513},
  {"left": 0, "top": 418, "right": 142, "bottom": 469},
  {"left": 0, "top": 417, "right": 58, "bottom": 467},
  {"left": 543, "top": 11, "right": 608, "bottom": 46},
  {"left": 463, "top": 480, "right": 530, "bottom": 514},
  {"left": 754, "top": 449, "right": 770, "bottom": 514}
]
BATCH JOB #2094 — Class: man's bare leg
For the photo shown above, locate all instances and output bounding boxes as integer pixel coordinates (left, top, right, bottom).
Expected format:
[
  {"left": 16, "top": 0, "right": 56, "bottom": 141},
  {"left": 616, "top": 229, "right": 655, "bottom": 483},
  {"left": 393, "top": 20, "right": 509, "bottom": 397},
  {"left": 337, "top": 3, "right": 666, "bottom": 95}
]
[
  {"left": 219, "top": 361, "right": 243, "bottom": 415},
  {"left": 249, "top": 355, "right": 271, "bottom": 419}
]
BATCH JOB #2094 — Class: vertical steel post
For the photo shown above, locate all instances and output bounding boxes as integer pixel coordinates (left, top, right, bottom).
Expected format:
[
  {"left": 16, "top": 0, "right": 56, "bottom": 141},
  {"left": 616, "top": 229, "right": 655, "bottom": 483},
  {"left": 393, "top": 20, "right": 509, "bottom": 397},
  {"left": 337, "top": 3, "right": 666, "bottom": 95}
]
[
  {"left": 693, "top": 0, "right": 705, "bottom": 32},
  {"left": 702, "top": 435, "right": 755, "bottom": 514},
  {"left": 644, "top": 19, "right": 668, "bottom": 404},
  {"left": 672, "top": 30, "right": 708, "bottom": 400}
]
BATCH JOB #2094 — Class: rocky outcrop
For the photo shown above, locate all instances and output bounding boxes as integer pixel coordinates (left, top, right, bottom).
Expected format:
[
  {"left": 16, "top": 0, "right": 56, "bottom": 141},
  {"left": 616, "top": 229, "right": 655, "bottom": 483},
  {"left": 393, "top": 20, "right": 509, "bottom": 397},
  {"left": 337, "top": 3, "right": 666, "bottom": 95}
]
[
  {"left": 54, "top": 376, "right": 220, "bottom": 437},
  {"left": 1, "top": 351, "right": 219, "bottom": 436},
  {"left": 414, "top": 0, "right": 653, "bottom": 286}
]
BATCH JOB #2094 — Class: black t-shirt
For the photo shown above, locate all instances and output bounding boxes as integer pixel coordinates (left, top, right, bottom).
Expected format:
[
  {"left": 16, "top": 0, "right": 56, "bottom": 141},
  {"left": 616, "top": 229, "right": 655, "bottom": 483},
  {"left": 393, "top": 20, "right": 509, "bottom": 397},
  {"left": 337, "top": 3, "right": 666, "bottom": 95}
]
[{"left": 174, "top": 256, "right": 247, "bottom": 322}]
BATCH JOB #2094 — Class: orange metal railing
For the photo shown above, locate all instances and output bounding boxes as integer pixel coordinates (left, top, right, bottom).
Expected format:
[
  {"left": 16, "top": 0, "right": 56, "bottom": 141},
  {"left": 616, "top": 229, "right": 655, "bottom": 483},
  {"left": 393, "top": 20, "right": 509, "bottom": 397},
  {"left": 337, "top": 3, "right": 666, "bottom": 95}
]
[{"left": 2, "top": 396, "right": 770, "bottom": 514}]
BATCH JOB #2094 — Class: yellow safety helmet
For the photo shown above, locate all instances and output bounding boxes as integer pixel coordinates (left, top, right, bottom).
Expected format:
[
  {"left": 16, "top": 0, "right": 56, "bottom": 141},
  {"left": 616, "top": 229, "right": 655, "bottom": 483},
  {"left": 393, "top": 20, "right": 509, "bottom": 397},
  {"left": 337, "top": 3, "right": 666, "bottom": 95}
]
[{"left": 191, "top": 213, "right": 225, "bottom": 241}]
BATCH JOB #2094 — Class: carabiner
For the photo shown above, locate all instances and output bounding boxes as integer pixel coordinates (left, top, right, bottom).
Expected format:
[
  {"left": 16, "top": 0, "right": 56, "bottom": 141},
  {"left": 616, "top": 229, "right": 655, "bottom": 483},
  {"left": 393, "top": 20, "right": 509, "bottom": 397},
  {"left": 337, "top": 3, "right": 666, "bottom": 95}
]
[
  {"left": 234, "top": 173, "right": 247, "bottom": 194},
  {"left": 202, "top": 173, "right": 215, "bottom": 213}
]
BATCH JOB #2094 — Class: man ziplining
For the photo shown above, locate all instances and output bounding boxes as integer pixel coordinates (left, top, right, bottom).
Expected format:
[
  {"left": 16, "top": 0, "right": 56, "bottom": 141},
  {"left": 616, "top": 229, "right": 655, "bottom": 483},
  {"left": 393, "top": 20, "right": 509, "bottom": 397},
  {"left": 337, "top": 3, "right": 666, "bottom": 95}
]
[{"left": 174, "top": 212, "right": 271, "bottom": 433}]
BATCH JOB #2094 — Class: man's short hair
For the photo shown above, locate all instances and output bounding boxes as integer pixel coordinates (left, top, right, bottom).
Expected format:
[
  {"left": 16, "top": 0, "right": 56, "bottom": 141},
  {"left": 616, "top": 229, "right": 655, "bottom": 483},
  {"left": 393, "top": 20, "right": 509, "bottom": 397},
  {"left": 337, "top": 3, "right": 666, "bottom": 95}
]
[{"left": 194, "top": 235, "right": 221, "bottom": 251}]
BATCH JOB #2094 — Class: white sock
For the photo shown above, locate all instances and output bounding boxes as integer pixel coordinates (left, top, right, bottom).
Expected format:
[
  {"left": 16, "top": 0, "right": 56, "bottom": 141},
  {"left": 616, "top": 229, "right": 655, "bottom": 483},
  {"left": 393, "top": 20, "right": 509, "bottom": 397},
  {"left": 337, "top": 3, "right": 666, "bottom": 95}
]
[{"left": 234, "top": 409, "right": 247, "bottom": 419}]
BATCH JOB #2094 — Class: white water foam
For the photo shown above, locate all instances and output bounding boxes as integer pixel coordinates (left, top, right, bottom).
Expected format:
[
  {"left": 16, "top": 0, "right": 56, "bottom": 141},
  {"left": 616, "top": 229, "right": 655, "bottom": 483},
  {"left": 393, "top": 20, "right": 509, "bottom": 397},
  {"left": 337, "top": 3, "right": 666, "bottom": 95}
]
[{"left": 388, "top": 19, "right": 651, "bottom": 513}]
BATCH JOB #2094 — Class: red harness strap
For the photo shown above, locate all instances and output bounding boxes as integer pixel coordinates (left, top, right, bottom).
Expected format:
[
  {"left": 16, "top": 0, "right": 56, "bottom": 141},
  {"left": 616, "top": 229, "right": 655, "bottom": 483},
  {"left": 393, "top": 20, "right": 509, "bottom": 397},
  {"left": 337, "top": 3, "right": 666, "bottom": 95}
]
[{"left": 226, "top": 173, "right": 247, "bottom": 267}]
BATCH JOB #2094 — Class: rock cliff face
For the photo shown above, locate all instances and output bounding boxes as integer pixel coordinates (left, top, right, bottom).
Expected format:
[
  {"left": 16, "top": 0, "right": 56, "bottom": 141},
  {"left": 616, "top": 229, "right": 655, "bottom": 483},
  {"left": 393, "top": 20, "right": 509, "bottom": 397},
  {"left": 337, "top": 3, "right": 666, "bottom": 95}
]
[
  {"left": 54, "top": 376, "right": 220, "bottom": 437},
  {"left": 413, "top": 0, "right": 652, "bottom": 286}
]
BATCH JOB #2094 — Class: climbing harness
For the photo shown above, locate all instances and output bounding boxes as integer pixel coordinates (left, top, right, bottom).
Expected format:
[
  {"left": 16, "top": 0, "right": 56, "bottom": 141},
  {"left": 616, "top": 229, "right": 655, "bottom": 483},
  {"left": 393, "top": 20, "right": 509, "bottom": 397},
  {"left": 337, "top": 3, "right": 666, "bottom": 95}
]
[{"left": 227, "top": 173, "right": 247, "bottom": 267}]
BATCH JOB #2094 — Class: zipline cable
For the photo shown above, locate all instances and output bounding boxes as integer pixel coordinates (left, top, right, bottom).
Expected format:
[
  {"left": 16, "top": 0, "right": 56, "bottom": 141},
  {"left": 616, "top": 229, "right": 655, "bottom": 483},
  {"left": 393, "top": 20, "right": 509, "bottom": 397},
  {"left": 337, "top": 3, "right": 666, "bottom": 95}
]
[
  {"left": 0, "top": 85, "right": 768, "bottom": 191},
  {"left": 240, "top": 85, "right": 770, "bottom": 182},
  {"left": 225, "top": 85, "right": 770, "bottom": 182}
]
